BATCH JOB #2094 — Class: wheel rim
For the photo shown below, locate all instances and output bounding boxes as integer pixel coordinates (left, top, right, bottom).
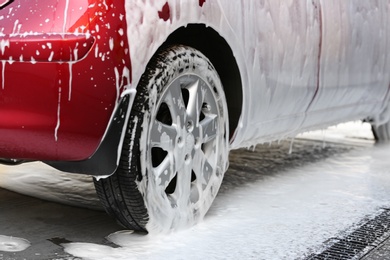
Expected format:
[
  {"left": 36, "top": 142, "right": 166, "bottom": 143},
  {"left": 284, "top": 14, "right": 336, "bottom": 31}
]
[{"left": 148, "top": 73, "right": 221, "bottom": 209}]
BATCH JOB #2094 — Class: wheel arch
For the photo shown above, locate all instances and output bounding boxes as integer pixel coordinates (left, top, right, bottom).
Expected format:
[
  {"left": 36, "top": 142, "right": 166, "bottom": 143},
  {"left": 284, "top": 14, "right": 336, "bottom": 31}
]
[
  {"left": 162, "top": 24, "right": 243, "bottom": 139},
  {"left": 44, "top": 25, "right": 243, "bottom": 176}
]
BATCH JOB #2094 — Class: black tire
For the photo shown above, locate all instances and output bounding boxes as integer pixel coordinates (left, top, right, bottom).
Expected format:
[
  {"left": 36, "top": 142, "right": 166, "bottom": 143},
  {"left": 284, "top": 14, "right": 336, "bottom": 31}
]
[
  {"left": 370, "top": 100, "right": 390, "bottom": 142},
  {"left": 372, "top": 123, "right": 390, "bottom": 142},
  {"left": 94, "top": 45, "right": 229, "bottom": 233}
]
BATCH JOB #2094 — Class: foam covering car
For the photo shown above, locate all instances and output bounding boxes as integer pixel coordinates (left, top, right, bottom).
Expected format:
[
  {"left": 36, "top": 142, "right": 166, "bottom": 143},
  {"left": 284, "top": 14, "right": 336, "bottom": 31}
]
[{"left": 1, "top": 0, "right": 390, "bottom": 233}]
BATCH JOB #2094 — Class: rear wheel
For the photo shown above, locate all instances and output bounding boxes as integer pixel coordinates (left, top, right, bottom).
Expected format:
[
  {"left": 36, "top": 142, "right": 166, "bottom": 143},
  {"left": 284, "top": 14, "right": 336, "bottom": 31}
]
[
  {"left": 94, "top": 45, "right": 229, "bottom": 233},
  {"left": 371, "top": 103, "right": 390, "bottom": 142},
  {"left": 372, "top": 123, "right": 390, "bottom": 142}
]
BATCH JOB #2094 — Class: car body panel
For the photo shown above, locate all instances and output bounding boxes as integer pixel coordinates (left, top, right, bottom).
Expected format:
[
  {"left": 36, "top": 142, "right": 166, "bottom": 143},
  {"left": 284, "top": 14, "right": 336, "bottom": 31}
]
[
  {"left": 303, "top": 0, "right": 390, "bottom": 130},
  {"left": 0, "top": 0, "right": 389, "bottom": 174},
  {"left": 123, "top": 0, "right": 390, "bottom": 148},
  {"left": 0, "top": 0, "right": 131, "bottom": 161},
  {"left": 124, "top": 0, "right": 322, "bottom": 147}
]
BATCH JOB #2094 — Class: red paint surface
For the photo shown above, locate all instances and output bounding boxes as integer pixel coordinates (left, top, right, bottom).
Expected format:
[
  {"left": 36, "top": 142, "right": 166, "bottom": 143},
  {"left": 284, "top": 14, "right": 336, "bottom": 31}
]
[
  {"left": 199, "top": 0, "right": 206, "bottom": 7},
  {"left": 0, "top": 0, "right": 131, "bottom": 161},
  {"left": 158, "top": 2, "right": 171, "bottom": 22},
  {"left": 0, "top": 35, "right": 95, "bottom": 62}
]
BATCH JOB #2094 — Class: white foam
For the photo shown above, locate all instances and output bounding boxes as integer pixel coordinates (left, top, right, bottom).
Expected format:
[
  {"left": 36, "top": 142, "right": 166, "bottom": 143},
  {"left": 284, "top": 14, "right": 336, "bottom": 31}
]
[{"left": 0, "top": 235, "right": 30, "bottom": 252}]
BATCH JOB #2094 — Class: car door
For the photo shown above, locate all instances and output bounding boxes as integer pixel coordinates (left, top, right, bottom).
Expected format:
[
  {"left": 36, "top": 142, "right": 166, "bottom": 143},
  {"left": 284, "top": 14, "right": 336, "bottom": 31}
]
[
  {"left": 226, "top": 0, "right": 322, "bottom": 148},
  {"left": 303, "top": 0, "right": 390, "bottom": 129}
]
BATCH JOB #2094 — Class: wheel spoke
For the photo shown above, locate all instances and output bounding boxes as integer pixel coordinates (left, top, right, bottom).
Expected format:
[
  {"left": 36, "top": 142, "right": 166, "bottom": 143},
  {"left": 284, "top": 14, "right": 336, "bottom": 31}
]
[
  {"left": 186, "top": 80, "right": 203, "bottom": 123},
  {"left": 200, "top": 115, "right": 218, "bottom": 143},
  {"left": 150, "top": 121, "right": 177, "bottom": 151},
  {"left": 164, "top": 81, "right": 187, "bottom": 127},
  {"left": 193, "top": 149, "right": 215, "bottom": 188},
  {"left": 174, "top": 162, "right": 193, "bottom": 206},
  {"left": 154, "top": 156, "right": 176, "bottom": 189}
]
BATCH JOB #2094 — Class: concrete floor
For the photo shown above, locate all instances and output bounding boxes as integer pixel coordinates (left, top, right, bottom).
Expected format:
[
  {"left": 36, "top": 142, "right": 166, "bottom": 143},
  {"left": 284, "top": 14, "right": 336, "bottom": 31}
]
[
  {"left": 0, "top": 188, "right": 121, "bottom": 260},
  {"left": 1, "top": 123, "right": 390, "bottom": 259}
]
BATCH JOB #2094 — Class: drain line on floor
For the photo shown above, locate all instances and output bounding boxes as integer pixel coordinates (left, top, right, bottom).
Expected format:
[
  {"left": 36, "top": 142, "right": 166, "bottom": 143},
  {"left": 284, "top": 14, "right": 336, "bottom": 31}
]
[{"left": 305, "top": 209, "right": 390, "bottom": 260}]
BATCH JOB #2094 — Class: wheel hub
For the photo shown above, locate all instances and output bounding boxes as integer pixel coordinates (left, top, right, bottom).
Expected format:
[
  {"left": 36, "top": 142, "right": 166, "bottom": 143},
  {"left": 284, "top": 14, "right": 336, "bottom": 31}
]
[{"left": 185, "top": 133, "right": 195, "bottom": 156}]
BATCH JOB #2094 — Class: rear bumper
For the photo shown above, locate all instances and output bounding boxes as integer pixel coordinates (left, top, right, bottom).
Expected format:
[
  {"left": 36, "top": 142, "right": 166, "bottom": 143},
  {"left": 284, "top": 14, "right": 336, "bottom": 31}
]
[
  {"left": 0, "top": 34, "right": 100, "bottom": 161},
  {"left": 0, "top": 33, "right": 116, "bottom": 161},
  {"left": 0, "top": 0, "right": 132, "bottom": 166},
  {"left": 0, "top": 66, "right": 109, "bottom": 161}
]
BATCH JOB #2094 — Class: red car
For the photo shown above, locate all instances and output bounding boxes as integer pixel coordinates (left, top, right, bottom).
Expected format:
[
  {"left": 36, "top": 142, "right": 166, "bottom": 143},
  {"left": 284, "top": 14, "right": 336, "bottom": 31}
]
[{"left": 1, "top": 0, "right": 390, "bottom": 233}]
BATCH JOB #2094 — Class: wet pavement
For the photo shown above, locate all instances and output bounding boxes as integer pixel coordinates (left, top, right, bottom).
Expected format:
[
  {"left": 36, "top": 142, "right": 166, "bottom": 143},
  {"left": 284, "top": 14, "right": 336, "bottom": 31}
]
[
  {"left": 1, "top": 122, "right": 390, "bottom": 259},
  {"left": 0, "top": 188, "right": 120, "bottom": 260}
]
